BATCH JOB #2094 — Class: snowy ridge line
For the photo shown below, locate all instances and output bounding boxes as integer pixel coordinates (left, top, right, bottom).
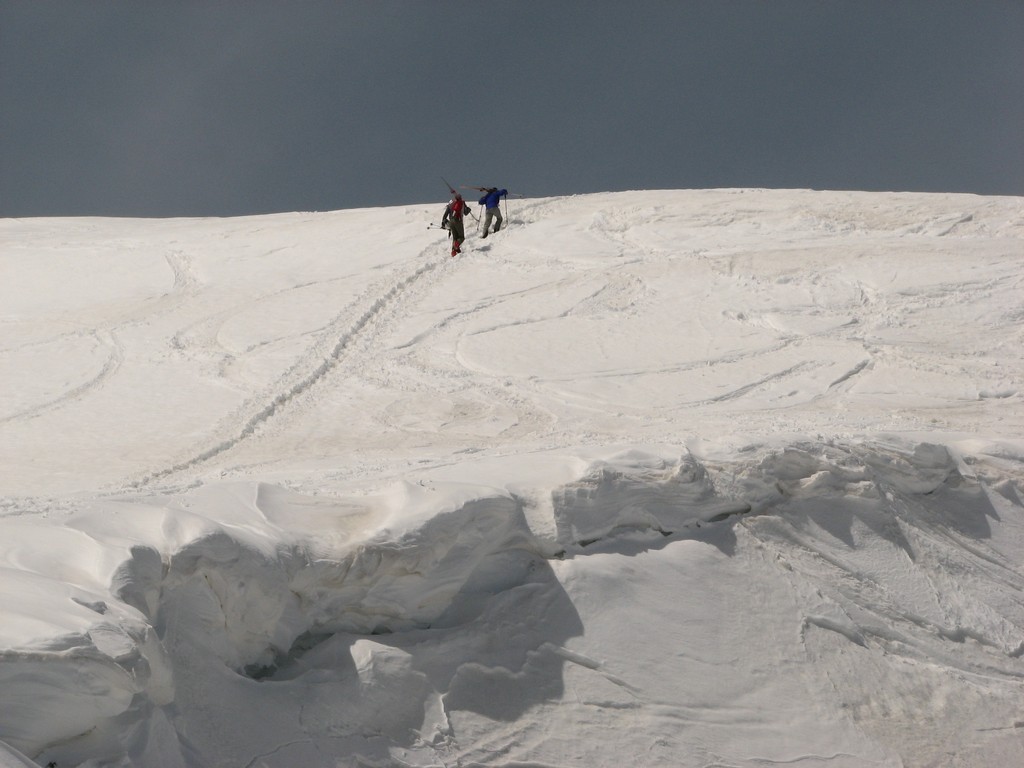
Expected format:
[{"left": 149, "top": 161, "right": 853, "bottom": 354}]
[{"left": 132, "top": 258, "right": 440, "bottom": 489}]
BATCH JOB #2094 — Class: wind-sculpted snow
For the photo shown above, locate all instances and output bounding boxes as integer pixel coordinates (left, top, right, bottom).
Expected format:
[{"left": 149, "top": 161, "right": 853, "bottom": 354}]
[
  {"left": 1, "top": 442, "right": 1023, "bottom": 767},
  {"left": 2, "top": 190, "right": 1024, "bottom": 767},
  {"left": 552, "top": 450, "right": 752, "bottom": 545}
]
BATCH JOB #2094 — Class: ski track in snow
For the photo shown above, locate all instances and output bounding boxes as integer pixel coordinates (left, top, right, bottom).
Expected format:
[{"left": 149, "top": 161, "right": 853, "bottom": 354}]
[
  {"left": 133, "top": 248, "right": 444, "bottom": 489},
  {"left": 147, "top": 193, "right": 1022, "bottom": 489},
  {"left": 0, "top": 329, "right": 124, "bottom": 425},
  {"left": 0, "top": 249, "right": 203, "bottom": 426},
  {"left": 7, "top": 190, "right": 1021, "bottom": 500}
]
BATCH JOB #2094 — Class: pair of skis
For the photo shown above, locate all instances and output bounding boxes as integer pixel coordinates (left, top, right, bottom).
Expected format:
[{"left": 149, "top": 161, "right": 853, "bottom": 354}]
[
  {"left": 443, "top": 178, "right": 491, "bottom": 194},
  {"left": 443, "top": 178, "right": 524, "bottom": 199},
  {"left": 450, "top": 180, "right": 525, "bottom": 199}
]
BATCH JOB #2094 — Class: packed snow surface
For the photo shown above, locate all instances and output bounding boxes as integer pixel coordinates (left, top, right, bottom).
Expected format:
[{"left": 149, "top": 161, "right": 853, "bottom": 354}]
[{"left": 2, "top": 189, "right": 1023, "bottom": 767}]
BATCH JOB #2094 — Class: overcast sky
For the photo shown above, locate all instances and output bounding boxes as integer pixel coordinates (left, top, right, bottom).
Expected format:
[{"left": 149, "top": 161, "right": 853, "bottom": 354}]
[{"left": 2, "top": 1, "right": 1022, "bottom": 218}]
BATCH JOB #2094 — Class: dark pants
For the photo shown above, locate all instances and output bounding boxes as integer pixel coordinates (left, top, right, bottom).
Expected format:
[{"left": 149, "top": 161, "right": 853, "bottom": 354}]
[{"left": 449, "top": 218, "right": 465, "bottom": 253}]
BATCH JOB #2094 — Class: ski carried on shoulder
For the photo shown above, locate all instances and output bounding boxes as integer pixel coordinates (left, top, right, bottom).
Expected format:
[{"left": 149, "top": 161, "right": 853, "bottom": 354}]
[{"left": 462, "top": 185, "right": 526, "bottom": 198}]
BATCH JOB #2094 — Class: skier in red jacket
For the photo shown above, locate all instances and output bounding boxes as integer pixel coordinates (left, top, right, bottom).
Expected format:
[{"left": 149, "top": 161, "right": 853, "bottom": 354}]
[{"left": 441, "top": 192, "right": 471, "bottom": 257}]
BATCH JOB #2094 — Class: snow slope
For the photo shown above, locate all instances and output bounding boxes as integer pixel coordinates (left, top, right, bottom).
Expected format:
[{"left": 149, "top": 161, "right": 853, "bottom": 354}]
[{"left": 1, "top": 189, "right": 1023, "bottom": 767}]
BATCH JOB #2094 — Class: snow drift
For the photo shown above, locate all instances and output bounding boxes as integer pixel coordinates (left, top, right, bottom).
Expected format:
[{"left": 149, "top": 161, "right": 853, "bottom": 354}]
[{"left": 1, "top": 189, "right": 1023, "bottom": 767}]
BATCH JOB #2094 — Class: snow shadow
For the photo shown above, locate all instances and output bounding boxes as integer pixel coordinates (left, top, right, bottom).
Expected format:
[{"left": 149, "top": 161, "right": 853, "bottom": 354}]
[
  {"left": 546, "top": 442, "right": 1008, "bottom": 564},
  {"left": 752, "top": 441, "right": 1004, "bottom": 551},
  {"left": 270, "top": 547, "right": 583, "bottom": 725},
  {"left": 85, "top": 490, "right": 586, "bottom": 765},
  {"left": 550, "top": 450, "right": 751, "bottom": 559}
]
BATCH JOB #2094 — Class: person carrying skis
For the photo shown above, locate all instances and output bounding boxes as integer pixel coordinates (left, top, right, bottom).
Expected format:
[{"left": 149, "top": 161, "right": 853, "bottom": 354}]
[
  {"left": 478, "top": 187, "right": 508, "bottom": 238},
  {"left": 441, "top": 192, "right": 471, "bottom": 256}
]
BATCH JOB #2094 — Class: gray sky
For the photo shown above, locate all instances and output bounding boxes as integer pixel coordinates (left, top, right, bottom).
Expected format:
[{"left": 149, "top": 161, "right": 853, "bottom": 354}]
[{"left": 2, "top": 1, "right": 1022, "bottom": 218}]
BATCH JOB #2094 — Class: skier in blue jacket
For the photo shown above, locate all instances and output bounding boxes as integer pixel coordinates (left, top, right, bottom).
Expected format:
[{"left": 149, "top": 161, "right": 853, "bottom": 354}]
[{"left": 478, "top": 187, "right": 508, "bottom": 238}]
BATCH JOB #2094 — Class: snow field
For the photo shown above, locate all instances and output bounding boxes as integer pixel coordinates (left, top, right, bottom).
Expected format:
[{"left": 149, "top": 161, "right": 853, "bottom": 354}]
[{"left": 1, "top": 189, "right": 1023, "bottom": 767}]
